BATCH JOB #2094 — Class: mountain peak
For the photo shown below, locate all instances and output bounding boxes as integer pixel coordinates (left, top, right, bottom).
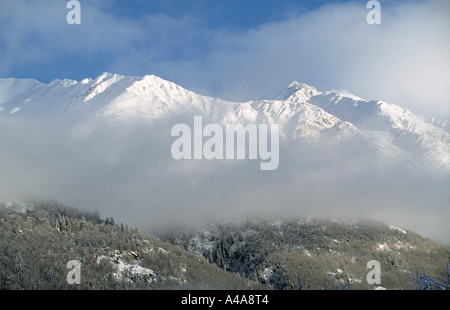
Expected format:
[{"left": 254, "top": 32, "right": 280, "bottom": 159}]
[
  {"left": 130, "top": 74, "right": 191, "bottom": 96},
  {"left": 140, "top": 74, "right": 177, "bottom": 87},
  {"left": 97, "top": 72, "right": 124, "bottom": 81},
  {"left": 274, "top": 81, "right": 320, "bottom": 101},
  {"left": 323, "top": 88, "right": 364, "bottom": 102},
  {"left": 288, "top": 80, "right": 314, "bottom": 90},
  {"left": 139, "top": 74, "right": 189, "bottom": 90}
]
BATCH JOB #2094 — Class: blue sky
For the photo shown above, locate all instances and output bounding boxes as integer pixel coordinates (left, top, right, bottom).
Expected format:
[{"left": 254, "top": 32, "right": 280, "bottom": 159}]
[
  {"left": 1, "top": 0, "right": 346, "bottom": 83},
  {"left": 1, "top": 0, "right": 449, "bottom": 117},
  {"left": 99, "top": 0, "right": 341, "bottom": 29}
]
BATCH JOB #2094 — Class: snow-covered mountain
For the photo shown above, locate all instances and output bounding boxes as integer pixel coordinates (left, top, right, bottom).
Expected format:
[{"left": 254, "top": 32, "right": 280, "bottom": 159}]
[
  {"left": 0, "top": 72, "right": 449, "bottom": 170},
  {"left": 280, "top": 82, "right": 450, "bottom": 169},
  {"left": 427, "top": 117, "right": 450, "bottom": 134},
  {"left": 0, "top": 73, "right": 356, "bottom": 139}
]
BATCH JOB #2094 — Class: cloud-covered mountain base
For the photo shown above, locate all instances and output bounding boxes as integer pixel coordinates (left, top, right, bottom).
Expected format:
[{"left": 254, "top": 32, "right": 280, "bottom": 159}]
[
  {"left": 0, "top": 74, "right": 448, "bottom": 247},
  {"left": 0, "top": 114, "right": 448, "bottom": 246}
]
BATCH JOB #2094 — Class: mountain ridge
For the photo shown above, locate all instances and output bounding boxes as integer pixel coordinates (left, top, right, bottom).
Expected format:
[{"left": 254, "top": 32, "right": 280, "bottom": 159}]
[{"left": 0, "top": 72, "right": 449, "bottom": 170}]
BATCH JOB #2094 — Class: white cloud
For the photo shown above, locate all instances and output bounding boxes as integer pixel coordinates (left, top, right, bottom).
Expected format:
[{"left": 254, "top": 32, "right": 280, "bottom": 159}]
[
  {"left": 178, "top": 0, "right": 450, "bottom": 119},
  {"left": 0, "top": 1, "right": 449, "bottom": 245},
  {"left": 1, "top": 1, "right": 448, "bottom": 119},
  {"left": 0, "top": 113, "right": 448, "bottom": 245}
]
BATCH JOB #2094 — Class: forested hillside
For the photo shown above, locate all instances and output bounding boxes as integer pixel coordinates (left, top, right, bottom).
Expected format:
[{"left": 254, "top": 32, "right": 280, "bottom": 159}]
[
  {"left": 0, "top": 201, "right": 265, "bottom": 290},
  {"left": 164, "top": 219, "right": 450, "bottom": 290},
  {"left": 1, "top": 201, "right": 448, "bottom": 290}
]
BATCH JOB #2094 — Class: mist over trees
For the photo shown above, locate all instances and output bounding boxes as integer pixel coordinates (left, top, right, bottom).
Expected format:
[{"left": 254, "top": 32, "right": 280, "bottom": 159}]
[
  {"left": 0, "top": 201, "right": 448, "bottom": 290},
  {"left": 164, "top": 219, "right": 450, "bottom": 290},
  {"left": 0, "top": 201, "right": 263, "bottom": 290}
]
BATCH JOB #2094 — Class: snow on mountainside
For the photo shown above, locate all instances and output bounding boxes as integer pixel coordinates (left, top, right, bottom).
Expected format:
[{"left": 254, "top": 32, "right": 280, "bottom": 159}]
[
  {"left": 0, "top": 73, "right": 136, "bottom": 116},
  {"left": 0, "top": 73, "right": 449, "bottom": 169},
  {"left": 95, "top": 74, "right": 359, "bottom": 143},
  {"left": 281, "top": 82, "right": 450, "bottom": 169},
  {"left": 427, "top": 117, "right": 450, "bottom": 134},
  {"left": 0, "top": 73, "right": 360, "bottom": 142}
]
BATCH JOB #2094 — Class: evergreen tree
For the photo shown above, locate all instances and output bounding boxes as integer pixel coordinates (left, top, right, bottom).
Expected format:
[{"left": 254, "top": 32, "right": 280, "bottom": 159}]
[{"left": 413, "top": 262, "right": 450, "bottom": 290}]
